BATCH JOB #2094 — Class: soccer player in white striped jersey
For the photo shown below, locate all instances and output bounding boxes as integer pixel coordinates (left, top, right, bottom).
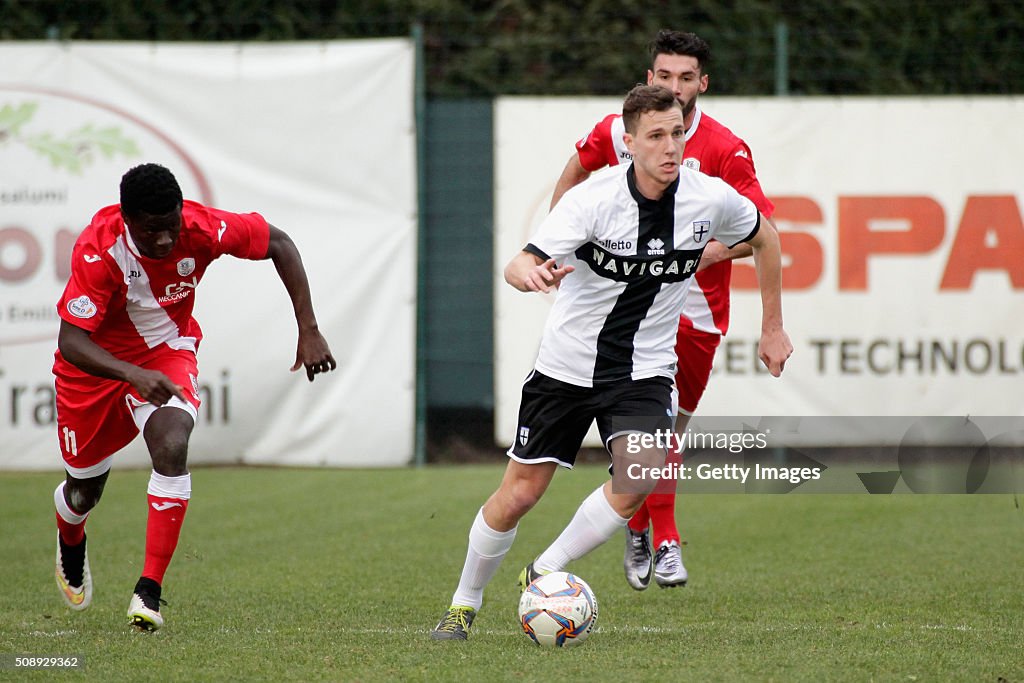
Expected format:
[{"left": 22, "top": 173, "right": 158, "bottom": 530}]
[
  {"left": 553, "top": 30, "right": 780, "bottom": 590},
  {"left": 432, "top": 85, "right": 791, "bottom": 640},
  {"left": 51, "top": 163, "right": 336, "bottom": 631}
]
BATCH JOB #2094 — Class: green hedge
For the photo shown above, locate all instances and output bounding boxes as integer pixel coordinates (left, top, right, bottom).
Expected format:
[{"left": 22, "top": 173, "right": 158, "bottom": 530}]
[{"left": 2, "top": 0, "right": 1021, "bottom": 96}]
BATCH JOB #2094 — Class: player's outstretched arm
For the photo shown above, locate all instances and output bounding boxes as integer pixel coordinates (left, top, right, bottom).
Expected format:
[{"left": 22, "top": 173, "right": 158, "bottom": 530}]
[
  {"left": 747, "top": 216, "right": 793, "bottom": 377},
  {"left": 549, "top": 155, "right": 592, "bottom": 210},
  {"left": 265, "top": 225, "right": 337, "bottom": 382},
  {"left": 58, "top": 320, "right": 187, "bottom": 405},
  {"left": 504, "top": 252, "right": 575, "bottom": 293}
]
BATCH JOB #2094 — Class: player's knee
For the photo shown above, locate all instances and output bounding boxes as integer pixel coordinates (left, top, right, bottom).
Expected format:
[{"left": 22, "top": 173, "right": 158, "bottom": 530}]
[
  {"left": 501, "top": 479, "right": 546, "bottom": 520},
  {"left": 66, "top": 482, "right": 103, "bottom": 512},
  {"left": 146, "top": 431, "right": 189, "bottom": 475},
  {"left": 143, "top": 412, "right": 192, "bottom": 474}
]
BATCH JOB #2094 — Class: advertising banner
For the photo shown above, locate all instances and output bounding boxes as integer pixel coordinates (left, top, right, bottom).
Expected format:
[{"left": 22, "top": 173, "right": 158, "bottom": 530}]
[
  {"left": 494, "top": 96, "right": 1024, "bottom": 447},
  {"left": 1, "top": 41, "right": 416, "bottom": 469}
]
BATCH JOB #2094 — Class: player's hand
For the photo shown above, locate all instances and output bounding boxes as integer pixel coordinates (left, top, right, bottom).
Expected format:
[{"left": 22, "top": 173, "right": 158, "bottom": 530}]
[
  {"left": 524, "top": 259, "right": 575, "bottom": 293},
  {"left": 126, "top": 367, "right": 189, "bottom": 406},
  {"left": 758, "top": 327, "right": 793, "bottom": 377},
  {"left": 291, "top": 329, "right": 337, "bottom": 382}
]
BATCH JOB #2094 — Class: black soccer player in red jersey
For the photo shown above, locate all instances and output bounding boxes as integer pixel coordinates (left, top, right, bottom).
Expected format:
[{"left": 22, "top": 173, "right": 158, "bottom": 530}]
[{"left": 52, "top": 163, "right": 336, "bottom": 631}]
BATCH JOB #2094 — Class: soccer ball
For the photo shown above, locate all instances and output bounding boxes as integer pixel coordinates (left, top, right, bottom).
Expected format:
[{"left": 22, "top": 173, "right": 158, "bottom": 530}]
[{"left": 518, "top": 571, "right": 598, "bottom": 647}]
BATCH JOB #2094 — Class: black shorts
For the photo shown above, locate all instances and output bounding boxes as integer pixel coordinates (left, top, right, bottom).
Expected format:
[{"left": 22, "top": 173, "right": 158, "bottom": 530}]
[{"left": 506, "top": 370, "right": 676, "bottom": 468}]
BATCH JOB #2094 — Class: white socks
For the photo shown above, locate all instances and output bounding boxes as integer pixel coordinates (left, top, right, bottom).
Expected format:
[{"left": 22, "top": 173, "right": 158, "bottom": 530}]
[
  {"left": 54, "top": 481, "right": 88, "bottom": 524},
  {"left": 533, "top": 485, "right": 629, "bottom": 574},
  {"left": 147, "top": 471, "right": 192, "bottom": 500},
  {"left": 450, "top": 508, "right": 517, "bottom": 610}
]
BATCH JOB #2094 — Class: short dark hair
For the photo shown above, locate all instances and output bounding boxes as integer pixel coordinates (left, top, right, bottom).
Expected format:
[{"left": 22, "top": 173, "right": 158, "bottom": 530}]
[
  {"left": 622, "top": 85, "right": 681, "bottom": 134},
  {"left": 120, "top": 163, "right": 182, "bottom": 216},
  {"left": 649, "top": 30, "right": 711, "bottom": 73}
]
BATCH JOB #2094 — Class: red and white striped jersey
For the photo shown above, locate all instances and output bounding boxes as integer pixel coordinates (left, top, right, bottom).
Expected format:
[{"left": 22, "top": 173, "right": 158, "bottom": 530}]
[
  {"left": 573, "top": 106, "right": 774, "bottom": 335},
  {"left": 54, "top": 200, "right": 270, "bottom": 372}
]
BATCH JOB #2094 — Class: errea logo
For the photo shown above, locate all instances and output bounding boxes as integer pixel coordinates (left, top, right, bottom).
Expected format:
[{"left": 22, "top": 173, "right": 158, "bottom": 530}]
[{"left": 647, "top": 238, "right": 665, "bottom": 255}]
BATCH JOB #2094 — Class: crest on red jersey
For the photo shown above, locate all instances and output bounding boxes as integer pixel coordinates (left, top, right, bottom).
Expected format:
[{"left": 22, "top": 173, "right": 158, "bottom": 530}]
[{"left": 177, "top": 258, "right": 196, "bottom": 276}]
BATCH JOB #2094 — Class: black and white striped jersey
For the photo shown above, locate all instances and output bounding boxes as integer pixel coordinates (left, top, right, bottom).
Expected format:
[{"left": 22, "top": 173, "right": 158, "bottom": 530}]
[{"left": 525, "top": 162, "right": 759, "bottom": 387}]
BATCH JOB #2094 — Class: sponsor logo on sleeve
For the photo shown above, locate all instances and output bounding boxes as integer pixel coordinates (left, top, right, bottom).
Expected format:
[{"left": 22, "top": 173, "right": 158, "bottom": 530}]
[
  {"left": 83, "top": 254, "right": 102, "bottom": 263},
  {"left": 67, "top": 295, "right": 97, "bottom": 319}
]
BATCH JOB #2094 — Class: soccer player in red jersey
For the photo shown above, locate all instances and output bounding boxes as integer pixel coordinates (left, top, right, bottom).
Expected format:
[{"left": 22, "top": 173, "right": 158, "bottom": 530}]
[
  {"left": 550, "top": 30, "right": 778, "bottom": 590},
  {"left": 52, "top": 163, "right": 336, "bottom": 630}
]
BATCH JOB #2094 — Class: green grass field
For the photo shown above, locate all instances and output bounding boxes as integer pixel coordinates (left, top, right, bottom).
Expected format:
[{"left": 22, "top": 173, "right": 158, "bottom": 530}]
[{"left": 2, "top": 465, "right": 1023, "bottom": 681}]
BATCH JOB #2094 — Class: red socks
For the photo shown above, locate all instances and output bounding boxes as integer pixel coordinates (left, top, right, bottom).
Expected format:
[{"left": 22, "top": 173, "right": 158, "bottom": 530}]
[
  {"left": 142, "top": 495, "right": 189, "bottom": 583},
  {"left": 646, "top": 492, "right": 679, "bottom": 548},
  {"left": 142, "top": 472, "right": 192, "bottom": 584},
  {"left": 626, "top": 446, "right": 683, "bottom": 545}
]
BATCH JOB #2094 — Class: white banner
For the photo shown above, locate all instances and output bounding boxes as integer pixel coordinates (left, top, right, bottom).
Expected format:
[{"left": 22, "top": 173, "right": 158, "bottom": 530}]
[
  {"left": 494, "top": 96, "right": 1024, "bottom": 446},
  {"left": 0, "top": 41, "right": 416, "bottom": 469}
]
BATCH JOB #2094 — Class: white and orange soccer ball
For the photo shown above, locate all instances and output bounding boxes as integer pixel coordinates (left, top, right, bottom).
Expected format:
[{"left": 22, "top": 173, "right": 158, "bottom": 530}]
[{"left": 518, "top": 571, "right": 598, "bottom": 647}]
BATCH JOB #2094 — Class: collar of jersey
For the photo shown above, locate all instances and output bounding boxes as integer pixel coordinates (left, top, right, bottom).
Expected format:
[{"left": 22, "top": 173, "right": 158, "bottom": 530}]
[
  {"left": 626, "top": 163, "right": 680, "bottom": 206},
  {"left": 122, "top": 222, "right": 156, "bottom": 261},
  {"left": 686, "top": 106, "right": 702, "bottom": 142}
]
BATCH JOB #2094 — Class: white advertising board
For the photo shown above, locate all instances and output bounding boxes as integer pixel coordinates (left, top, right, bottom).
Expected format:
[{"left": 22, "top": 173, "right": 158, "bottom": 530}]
[
  {"left": 494, "top": 96, "right": 1024, "bottom": 446},
  {"left": 0, "top": 41, "right": 416, "bottom": 469}
]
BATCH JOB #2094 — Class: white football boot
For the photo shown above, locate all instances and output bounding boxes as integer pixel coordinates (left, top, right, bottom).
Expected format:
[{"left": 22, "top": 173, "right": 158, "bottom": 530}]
[{"left": 654, "top": 541, "right": 688, "bottom": 588}]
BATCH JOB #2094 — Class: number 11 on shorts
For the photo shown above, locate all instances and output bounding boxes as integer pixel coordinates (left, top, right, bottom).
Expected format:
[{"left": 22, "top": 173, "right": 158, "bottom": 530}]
[{"left": 62, "top": 426, "right": 78, "bottom": 457}]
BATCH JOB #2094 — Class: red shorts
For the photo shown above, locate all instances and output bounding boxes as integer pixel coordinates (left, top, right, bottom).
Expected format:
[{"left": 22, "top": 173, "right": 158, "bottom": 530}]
[
  {"left": 54, "top": 349, "right": 201, "bottom": 475},
  {"left": 674, "top": 324, "right": 722, "bottom": 415}
]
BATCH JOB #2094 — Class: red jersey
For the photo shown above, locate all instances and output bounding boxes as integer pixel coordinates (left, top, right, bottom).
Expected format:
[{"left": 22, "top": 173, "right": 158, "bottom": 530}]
[
  {"left": 574, "top": 107, "right": 774, "bottom": 335},
  {"left": 54, "top": 200, "right": 270, "bottom": 374}
]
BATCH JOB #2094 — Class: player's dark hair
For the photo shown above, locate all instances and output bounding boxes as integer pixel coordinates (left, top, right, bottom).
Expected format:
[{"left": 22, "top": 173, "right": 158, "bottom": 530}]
[
  {"left": 120, "top": 163, "right": 183, "bottom": 217},
  {"left": 649, "top": 29, "right": 711, "bottom": 73},
  {"left": 622, "top": 85, "right": 681, "bottom": 134}
]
